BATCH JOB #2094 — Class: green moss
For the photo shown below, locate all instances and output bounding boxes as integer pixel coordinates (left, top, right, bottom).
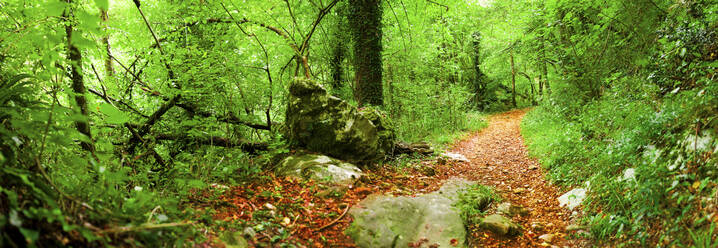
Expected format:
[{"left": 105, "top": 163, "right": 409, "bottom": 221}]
[{"left": 286, "top": 79, "right": 382, "bottom": 162}]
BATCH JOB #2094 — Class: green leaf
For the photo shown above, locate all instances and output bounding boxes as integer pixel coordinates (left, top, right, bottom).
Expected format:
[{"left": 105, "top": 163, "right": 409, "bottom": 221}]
[
  {"left": 19, "top": 228, "right": 39, "bottom": 244},
  {"left": 44, "top": 2, "right": 67, "bottom": 17},
  {"left": 99, "top": 103, "right": 129, "bottom": 124},
  {"left": 94, "top": 0, "right": 109, "bottom": 10}
]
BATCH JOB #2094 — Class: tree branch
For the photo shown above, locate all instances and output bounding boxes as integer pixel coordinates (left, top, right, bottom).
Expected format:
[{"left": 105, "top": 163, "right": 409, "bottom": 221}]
[{"left": 154, "top": 134, "right": 268, "bottom": 154}]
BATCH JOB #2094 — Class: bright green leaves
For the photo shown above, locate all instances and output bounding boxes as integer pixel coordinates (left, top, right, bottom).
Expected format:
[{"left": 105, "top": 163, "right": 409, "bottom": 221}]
[
  {"left": 98, "top": 103, "right": 129, "bottom": 124},
  {"left": 43, "top": 1, "right": 68, "bottom": 17},
  {"left": 94, "top": 0, "right": 109, "bottom": 11}
]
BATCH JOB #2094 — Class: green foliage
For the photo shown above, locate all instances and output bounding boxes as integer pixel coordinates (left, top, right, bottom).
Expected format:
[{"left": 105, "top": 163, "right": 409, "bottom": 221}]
[
  {"left": 519, "top": 0, "right": 718, "bottom": 246},
  {"left": 454, "top": 184, "right": 501, "bottom": 225},
  {"left": 6, "top": 0, "right": 714, "bottom": 246}
]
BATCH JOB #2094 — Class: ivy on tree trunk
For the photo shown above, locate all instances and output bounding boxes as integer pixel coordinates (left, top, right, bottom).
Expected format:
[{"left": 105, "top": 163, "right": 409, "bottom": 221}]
[{"left": 348, "top": 0, "right": 383, "bottom": 106}]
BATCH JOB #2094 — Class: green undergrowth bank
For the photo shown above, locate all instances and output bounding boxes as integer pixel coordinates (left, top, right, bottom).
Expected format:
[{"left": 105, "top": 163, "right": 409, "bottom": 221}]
[
  {"left": 521, "top": 81, "right": 718, "bottom": 247},
  {"left": 420, "top": 111, "right": 487, "bottom": 148}
]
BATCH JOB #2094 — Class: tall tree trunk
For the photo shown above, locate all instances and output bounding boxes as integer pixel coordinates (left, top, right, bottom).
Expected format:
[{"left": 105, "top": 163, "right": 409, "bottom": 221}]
[
  {"left": 101, "top": 8, "right": 113, "bottom": 76},
  {"left": 510, "top": 52, "right": 517, "bottom": 107},
  {"left": 348, "top": 0, "right": 383, "bottom": 106},
  {"left": 330, "top": 42, "right": 345, "bottom": 90},
  {"left": 540, "top": 35, "right": 549, "bottom": 95},
  {"left": 64, "top": 0, "right": 95, "bottom": 154}
]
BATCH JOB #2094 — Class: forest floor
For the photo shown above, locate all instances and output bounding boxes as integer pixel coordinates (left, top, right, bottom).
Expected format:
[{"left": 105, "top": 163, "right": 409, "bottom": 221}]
[{"left": 205, "top": 109, "right": 590, "bottom": 247}]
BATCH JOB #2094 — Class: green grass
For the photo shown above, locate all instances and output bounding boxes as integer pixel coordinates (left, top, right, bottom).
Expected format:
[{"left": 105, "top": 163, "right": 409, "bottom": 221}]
[
  {"left": 425, "top": 112, "right": 487, "bottom": 148},
  {"left": 454, "top": 184, "right": 501, "bottom": 225}
]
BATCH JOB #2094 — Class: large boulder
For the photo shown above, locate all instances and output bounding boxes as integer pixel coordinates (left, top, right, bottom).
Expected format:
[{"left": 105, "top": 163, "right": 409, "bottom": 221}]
[
  {"left": 276, "top": 154, "right": 362, "bottom": 187},
  {"left": 346, "top": 179, "right": 475, "bottom": 248},
  {"left": 358, "top": 108, "right": 396, "bottom": 157},
  {"left": 286, "top": 79, "right": 380, "bottom": 162}
]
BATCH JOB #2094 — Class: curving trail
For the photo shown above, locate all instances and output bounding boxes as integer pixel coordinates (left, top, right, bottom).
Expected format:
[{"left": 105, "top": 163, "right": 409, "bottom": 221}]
[
  {"left": 447, "top": 109, "right": 578, "bottom": 247},
  {"left": 209, "top": 109, "right": 588, "bottom": 247}
]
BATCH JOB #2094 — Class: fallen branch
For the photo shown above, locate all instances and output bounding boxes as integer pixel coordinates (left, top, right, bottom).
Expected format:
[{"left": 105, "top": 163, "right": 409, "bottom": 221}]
[
  {"left": 154, "top": 134, "right": 269, "bottom": 154},
  {"left": 175, "top": 102, "right": 272, "bottom": 130},
  {"left": 315, "top": 205, "right": 350, "bottom": 232}
]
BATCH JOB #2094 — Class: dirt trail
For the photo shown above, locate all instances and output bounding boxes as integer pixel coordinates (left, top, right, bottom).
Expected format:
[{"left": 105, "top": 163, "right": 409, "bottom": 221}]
[
  {"left": 208, "top": 109, "right": 584, "bottom": 247},
  {"left": 449, "top": 109, "right": 574, "bottom": 247}
]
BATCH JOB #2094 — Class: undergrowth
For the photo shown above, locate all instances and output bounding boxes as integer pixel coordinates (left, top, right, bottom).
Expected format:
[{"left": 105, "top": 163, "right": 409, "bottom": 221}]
[
  {"left": 455, "top": 184, "right": 501, "bottom": 226},
  {"left": 522, "top": 78, "right": 718, "bottom": 247}
]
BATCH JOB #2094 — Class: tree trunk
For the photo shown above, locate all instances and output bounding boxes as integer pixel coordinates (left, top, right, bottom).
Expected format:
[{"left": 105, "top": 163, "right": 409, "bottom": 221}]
[
  {"left": 510, "top": 52, "right": 517, "bottom": 107},
  {"left": 348, "top": 0, "right": 383, "bottom": 106},
  {"left": 330, "top": 42, "right": 345, "bottom": 90},
  {"left": 540, "top": 35, "right": 549, "bottom": 95},
  {"left": 64, "top": 0, "right": 96, "bottom": 154},
  {"left": 101, "top": 8, "right": 113, "bottom": 76}
]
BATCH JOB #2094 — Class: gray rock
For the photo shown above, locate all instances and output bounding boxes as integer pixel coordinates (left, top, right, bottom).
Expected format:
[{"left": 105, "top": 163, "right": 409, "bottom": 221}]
[
  {"left": 558, "top": 188, "right": 586, "bottom": 210},
  {"left": 277, "top": 154, "right": 362, "bottom": 187},
  {"left": 441, "top": 152, "right": 470, "bottom": 163},
  {"left": 346, "top": 179, "right": 474, "bottom": 248},
  {"left": 479, "top": 214, "right": 522, "bottom": 236},
  {"left": 683, "top": 131, "right": 714, "bottom": 152},
  {"left": 497, "top": 202, "right": 528, "bottom": 217},
  {"left": 286, "top": 79, "right": 385, "bottom": 162},
  {"left": 242, "top": 227, "right": 256, "bottom": 238},
  {"left": 620, "top": 168, "right": 636, "bottom": 182},
  {"left": 538, "top": 233, "right": 555, "bottom": 243}
]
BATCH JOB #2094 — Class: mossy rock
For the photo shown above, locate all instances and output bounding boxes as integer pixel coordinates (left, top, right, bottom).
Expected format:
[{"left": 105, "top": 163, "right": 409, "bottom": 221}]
[
  {"left": 286, "top": 78, "right": 381, "bottom": 162},
  {"left": 276, "top": 154, "right": 362, "bottom": 187},
  {"left": 359, "top": 107, "right": 396, "bottom": 158},
  {"left": 346, "top": 179, "right": 475, "bottom": 248}
]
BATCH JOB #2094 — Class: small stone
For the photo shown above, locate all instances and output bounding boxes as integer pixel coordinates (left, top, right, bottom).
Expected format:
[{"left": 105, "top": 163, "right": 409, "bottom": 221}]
[
  {"left": 264, "top": 203, "right": 276, "bottom": 210},
  {"left": 242, "top": 227, "right": 256, "bottom": 238},
  {"left": 441, "top": 152, "right": 470, "bottom": 163},
  {"left": 422, "top": 166, "right": 437, "bottom": 176},
  {"left": 558, "top": 188, "right": 587, "bottom": 210},
  {"left": 282, "top": 217, "right": 291, "bottom": 226},
  {"left": 538, "top": 233, "right": 555, "bottom": 243},
  {"left": 531, "top": 222, "right": 545, "bottom": 231},
  {"left": 437, "top": 157, "right": 447, "bottom": 165},
  {"left": 529, "top": 165, "right": 539, "bottom": 170},
  {"left": 479, "top": 214, "right": 522, "bottom": 237},
  {"left": 497, "top": 202, "right": 529, "bottom": 217}
]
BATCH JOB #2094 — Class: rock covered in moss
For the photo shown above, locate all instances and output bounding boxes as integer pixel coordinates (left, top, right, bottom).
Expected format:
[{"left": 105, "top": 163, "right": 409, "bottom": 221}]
[
  {"left": 346, "top": 179, "right": 474, "bottom": 248},
  {"left": 276, "top": 154, "right": 362, "bottom": 187},
  {"left": 479, "top": 214, "right": 522, "bottom": 237},
  {"left": 286, "top": 79, "right": 380, "bottom": 162},
  {"left": 358, "top": 107, "right": 396, "bottom": 158}
]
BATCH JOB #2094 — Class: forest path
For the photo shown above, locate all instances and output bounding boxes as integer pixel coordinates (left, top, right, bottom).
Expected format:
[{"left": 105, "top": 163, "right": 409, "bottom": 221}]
[
  {"left": 448, "top": 109, "right": 575, "bottom": 247},
  {"left": 208, "top": 109, "right": 587, "bottom": 247}
]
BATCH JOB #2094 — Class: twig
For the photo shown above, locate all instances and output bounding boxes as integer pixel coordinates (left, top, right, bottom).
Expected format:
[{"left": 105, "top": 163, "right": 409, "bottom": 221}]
[
  {"left": 315, "top": 205, "right": 350, "bottom": 231},
  {"left": 426, "top": 0, "right": 449, "bottom": 11},
  {"left": 97, "top": 222, "right": 192, "bottom": 234}
]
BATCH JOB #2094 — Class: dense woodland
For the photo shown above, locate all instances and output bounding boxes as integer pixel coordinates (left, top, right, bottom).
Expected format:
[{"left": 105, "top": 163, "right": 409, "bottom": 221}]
[{"left": 1, "top": 0, "right": 717, "bottom": 247}]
